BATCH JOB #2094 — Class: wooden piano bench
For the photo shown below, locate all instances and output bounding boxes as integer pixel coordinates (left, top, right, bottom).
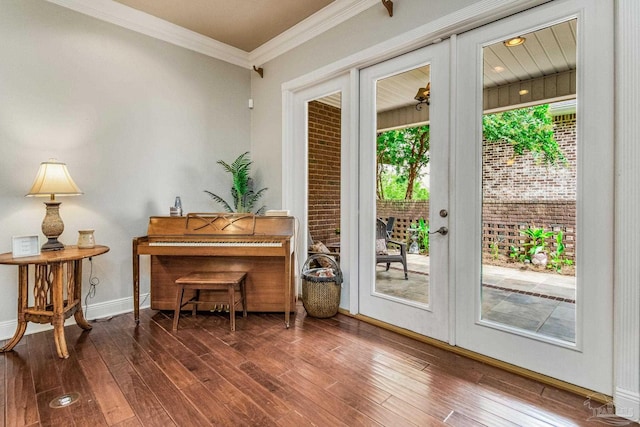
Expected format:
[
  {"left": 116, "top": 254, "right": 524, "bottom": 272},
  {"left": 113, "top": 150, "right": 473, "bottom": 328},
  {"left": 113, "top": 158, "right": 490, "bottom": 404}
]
[{"left": 173, "top": 271, "right": 247, "bottom": 332}]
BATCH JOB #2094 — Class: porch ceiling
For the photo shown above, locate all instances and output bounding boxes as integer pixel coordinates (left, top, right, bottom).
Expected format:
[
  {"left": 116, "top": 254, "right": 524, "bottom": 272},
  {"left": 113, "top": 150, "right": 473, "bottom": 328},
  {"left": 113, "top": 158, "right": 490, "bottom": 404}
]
[{"left": 320, "top": 19, "right": 576, "bottom": 115}]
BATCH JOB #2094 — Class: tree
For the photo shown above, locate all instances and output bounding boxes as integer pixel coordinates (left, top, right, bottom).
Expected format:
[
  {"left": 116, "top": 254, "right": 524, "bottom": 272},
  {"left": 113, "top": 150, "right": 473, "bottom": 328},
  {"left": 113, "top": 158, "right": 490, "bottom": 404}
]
[
  {"left": 376, "top": 125, "right": 430, "bottom": 200},
  {"left": 483, "top": 104, "right": 565, "bottom": 165}
]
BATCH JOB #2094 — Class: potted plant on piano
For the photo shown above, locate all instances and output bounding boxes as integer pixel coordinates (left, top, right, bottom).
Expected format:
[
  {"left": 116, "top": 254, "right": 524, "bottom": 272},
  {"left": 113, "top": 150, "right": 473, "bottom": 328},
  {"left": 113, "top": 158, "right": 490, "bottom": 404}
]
[{"left": 204, "top": 151, "right": 268, "bottom": 214}]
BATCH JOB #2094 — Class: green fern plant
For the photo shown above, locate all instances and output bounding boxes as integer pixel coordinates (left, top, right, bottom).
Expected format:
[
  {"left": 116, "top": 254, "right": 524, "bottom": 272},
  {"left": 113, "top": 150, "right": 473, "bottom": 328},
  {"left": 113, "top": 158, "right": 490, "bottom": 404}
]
[{"left": 204, "top": 152, "right": 268, "bottom": 214}]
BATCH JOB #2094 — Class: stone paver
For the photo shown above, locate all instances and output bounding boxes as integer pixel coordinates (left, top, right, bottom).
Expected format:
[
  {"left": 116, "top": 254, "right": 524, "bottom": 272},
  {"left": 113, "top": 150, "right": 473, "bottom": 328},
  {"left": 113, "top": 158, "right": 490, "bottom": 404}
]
[{"left": 376, "top": 254, "right": 576, "bottom": 342}]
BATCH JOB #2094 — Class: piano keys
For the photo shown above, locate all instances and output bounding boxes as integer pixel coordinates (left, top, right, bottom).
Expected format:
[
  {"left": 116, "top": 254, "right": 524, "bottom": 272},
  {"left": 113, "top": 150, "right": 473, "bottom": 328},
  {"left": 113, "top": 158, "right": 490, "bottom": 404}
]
[
  {"left": 133, "top": 213, "right": 296, "bottom": 327},
  {"left": 148, "top": 241, "right": 283, "bottom": 247}
]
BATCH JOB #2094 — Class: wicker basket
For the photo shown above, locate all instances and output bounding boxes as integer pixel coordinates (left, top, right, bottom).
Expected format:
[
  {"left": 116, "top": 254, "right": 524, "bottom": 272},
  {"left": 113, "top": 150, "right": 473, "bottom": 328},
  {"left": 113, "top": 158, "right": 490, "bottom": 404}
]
[{"left": 301, "top": 254, "right": 343, "bottom": 318}]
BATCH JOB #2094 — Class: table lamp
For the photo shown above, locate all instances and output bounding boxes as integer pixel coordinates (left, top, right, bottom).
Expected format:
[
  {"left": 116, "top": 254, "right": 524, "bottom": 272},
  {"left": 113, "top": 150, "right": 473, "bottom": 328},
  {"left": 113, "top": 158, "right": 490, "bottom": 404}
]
[{"left": 26, "top": 159, "right": 83, "bottom": 251}]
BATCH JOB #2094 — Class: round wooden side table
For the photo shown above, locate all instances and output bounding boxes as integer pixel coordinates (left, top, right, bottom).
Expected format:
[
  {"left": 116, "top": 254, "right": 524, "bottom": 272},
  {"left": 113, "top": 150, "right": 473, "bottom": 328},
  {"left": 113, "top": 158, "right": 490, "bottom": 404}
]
[{"left": 0, "top": 245, "right": 109, "bottom": 358}]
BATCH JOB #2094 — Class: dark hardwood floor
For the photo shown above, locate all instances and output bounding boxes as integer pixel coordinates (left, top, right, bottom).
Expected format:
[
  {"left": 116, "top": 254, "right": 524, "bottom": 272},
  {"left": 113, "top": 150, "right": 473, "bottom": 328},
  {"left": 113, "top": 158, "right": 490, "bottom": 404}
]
[{"left": 1, "top": 303, "right": 634, "bottom": 426}]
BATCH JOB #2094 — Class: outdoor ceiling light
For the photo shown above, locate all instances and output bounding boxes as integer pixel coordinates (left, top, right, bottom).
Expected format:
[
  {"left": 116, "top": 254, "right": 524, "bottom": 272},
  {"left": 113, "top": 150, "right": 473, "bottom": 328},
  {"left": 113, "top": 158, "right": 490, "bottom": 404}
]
[
  {"left": 414, "top": 82, "right": 430, "bottom": 111},
  {"left": 504, "top": 36, "right": 526, "bottom": 47}
]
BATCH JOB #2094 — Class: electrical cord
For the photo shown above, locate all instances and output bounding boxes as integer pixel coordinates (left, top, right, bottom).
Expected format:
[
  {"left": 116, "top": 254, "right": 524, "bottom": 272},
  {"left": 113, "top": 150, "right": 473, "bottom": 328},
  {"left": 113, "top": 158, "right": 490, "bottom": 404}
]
[
  {"left": 83, "top": 257, "right": 100, "bottom": 319},
  {"left": 139, "top": 290, "right": 150, "bottom": 307},
  {"left": 83, "top": 257, "right": 116, "bottom": 323},
  {"left": 82, "top": 256, "right": 150, "bottom": 322}
]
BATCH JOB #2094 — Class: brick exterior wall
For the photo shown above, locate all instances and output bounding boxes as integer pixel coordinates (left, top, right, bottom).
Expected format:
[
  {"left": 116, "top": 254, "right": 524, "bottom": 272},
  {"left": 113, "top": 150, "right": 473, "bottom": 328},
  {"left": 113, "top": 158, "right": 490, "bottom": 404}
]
[
  {"left": 483, "top": 201, "right": 576, "bottom": 260},
  {"left": 308, "top": 101, "right": 341, "bottom": 246},
  {"left": 483, "top": 114, "right": 577, "bottom": 201}
]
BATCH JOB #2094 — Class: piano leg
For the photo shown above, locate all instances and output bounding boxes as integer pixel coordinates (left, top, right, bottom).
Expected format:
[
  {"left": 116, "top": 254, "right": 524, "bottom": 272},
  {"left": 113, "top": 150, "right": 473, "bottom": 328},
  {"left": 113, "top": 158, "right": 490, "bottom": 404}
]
[{"left": 284, "top": 249, "right": 294, "bottom": 329}]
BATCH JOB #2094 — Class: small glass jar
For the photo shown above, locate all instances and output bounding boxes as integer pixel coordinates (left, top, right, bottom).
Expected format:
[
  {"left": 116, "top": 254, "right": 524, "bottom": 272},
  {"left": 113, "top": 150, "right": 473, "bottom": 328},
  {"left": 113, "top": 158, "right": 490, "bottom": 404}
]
[
  {"left": 77, "top": 229, "right": 96, "bottom": 248},
  {"left": 174, "top": 196, "right": 183, "bottom": 216}
]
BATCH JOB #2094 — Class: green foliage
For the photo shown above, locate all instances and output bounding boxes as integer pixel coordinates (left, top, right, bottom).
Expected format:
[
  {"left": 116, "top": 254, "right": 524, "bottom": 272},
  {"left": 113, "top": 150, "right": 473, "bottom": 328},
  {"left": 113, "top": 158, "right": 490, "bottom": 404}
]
[
  {"left": 379, "top": 172, "right": 429, "bottom": 200},
  {"left": 377, "top": 126, "right": 430, "bottom": 200},
  {"left": 548, "top": 231, "right": 573, "bottom": 272},
  {"left": 509, "top": 245, "right": 525, "bottom": 262},
  {"left": 204, "top": 152, "right": 267, "bottom": 214},
  {"left": 414, "top": 187, "right": 429, "bottom": 200},
  {"left": 521, "top": 227, "right": 554, "bottom": 260},
  {"left": 508, "top": 226, "right": 573, "bottom": 273},
  {"left": 410, "top": 218, "right": 430, "bottom": 254},
  {"left": 483, "top": 104, "right": 566, "bottom": 165},
  {"left": 490, "top": 240, "right": 500, "bottom": 260},
  {"left": 418, "top": 218, "right": 429, "bottom": 253}
]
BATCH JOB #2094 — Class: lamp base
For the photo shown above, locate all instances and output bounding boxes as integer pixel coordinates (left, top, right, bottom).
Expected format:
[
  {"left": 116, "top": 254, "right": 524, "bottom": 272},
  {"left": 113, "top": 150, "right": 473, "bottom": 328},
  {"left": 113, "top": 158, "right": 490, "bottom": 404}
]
[
  {"left": 42, "top": 238, "right": 65, "bottom": 251},
  {"left": 41, "top": 200, "right": 65, "bottom": 251}
]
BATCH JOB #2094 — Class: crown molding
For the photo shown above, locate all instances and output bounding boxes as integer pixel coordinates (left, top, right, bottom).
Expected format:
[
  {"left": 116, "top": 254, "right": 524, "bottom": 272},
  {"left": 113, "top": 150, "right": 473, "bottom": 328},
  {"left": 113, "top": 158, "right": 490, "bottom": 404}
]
[
  {"left": 249, "top": 0, "right": 379, "bottom": 67},
  {"left": 44, "top": 0, "right": 379, "bottom": 70},
  {"left": 45, "top": 0, "right": 250, "bottom": 68}
]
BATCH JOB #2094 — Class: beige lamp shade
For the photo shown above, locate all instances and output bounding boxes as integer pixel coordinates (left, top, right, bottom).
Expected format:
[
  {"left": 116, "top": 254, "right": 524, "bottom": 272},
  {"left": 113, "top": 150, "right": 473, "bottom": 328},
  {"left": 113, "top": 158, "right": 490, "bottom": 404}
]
[{"left": 26, "top": 159, "right": 83, "bottom": 200}]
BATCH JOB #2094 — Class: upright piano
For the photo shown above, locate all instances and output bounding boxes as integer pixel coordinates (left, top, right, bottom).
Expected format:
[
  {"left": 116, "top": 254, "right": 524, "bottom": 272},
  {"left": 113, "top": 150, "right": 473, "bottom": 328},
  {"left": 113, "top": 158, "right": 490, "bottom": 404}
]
[{"left": 133, "top": 213, "right": 296, "bottom": 327}]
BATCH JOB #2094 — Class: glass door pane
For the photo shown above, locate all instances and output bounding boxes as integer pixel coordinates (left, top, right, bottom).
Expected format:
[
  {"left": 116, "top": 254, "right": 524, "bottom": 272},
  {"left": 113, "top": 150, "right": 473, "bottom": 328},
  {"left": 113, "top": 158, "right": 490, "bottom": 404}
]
[
  {"left": 480, "top": 20, "right": 577, "bottom": 343},
  {"left": 307, "top": 94, "right": 342, "bottom": 258},
  {"left": 375, "top": 66, "right": 430, "bottom": 306},
  {"left": 359, "top": 42, "right": 450, "bottom": 341}
]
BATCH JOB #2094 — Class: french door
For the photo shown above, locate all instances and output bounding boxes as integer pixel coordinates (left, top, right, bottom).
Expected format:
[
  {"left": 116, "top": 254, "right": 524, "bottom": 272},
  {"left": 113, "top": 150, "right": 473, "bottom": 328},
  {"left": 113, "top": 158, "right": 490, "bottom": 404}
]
[
  {"left": 287, "top": 74, "right": 353, "bottom": 309},
  {"left": 454, "top": 0, "right": 613, "bottom": 393},
  {"left": 358, "top": 42, "right": 450, "bottom": 341}
]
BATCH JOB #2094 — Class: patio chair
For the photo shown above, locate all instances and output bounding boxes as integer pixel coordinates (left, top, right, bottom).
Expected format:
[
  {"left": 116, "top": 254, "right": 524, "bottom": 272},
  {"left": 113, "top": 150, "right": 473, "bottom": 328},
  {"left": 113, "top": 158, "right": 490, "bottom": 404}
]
[
  {"left": 376, "top": 218, "right": 408, "bottom": 279},
  {"left": 385, "top": 217, "right": 396, "bottom": 239}
]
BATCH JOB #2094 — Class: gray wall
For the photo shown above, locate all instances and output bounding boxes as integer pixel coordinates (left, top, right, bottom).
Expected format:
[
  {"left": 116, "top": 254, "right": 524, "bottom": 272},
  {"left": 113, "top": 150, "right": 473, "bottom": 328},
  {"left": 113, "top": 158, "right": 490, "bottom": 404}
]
[{"left": 0, "top": 0, "right": 251, "bottom": 330}]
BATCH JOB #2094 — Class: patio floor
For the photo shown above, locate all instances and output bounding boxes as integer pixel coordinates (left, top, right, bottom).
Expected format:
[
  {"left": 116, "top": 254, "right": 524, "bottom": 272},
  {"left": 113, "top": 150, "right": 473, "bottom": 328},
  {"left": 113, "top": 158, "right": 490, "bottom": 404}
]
[{"left": 376, "top": 254, "right": 576, "bottom": 343}]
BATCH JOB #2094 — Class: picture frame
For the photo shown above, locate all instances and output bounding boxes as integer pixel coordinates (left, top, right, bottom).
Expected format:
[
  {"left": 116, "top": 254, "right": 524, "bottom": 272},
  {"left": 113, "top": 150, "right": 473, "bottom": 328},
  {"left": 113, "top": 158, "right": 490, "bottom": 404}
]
[{"left": 12, "top": 235, "right": 40, "bottom": 258}]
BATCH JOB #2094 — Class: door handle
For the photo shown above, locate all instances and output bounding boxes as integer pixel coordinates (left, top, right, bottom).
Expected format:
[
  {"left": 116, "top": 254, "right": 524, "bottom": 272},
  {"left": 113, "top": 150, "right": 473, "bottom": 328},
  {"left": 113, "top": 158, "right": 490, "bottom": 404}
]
[{"left": 430, "top": 226, "right": 448, "bottom": 236}]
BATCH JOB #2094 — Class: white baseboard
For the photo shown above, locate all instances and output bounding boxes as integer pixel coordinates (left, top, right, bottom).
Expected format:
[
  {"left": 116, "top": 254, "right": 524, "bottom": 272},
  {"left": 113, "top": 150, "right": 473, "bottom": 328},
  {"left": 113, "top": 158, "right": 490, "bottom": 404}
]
[
  {"left": 615, "top": 388, "right": 640, "bottom": 422},
  {"left": 0, "top": 293, "right": 150, "bottom": 341}
]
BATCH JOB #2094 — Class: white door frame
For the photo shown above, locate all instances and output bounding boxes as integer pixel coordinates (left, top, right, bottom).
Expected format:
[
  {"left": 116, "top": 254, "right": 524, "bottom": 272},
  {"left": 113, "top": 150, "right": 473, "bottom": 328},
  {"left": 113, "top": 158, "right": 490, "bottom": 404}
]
[
  {"left": 282, "top": 73, "right": 357, "bottom": 312},
  {"left": 453, "top": 0, "right": 613, "bottom": 393}
]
